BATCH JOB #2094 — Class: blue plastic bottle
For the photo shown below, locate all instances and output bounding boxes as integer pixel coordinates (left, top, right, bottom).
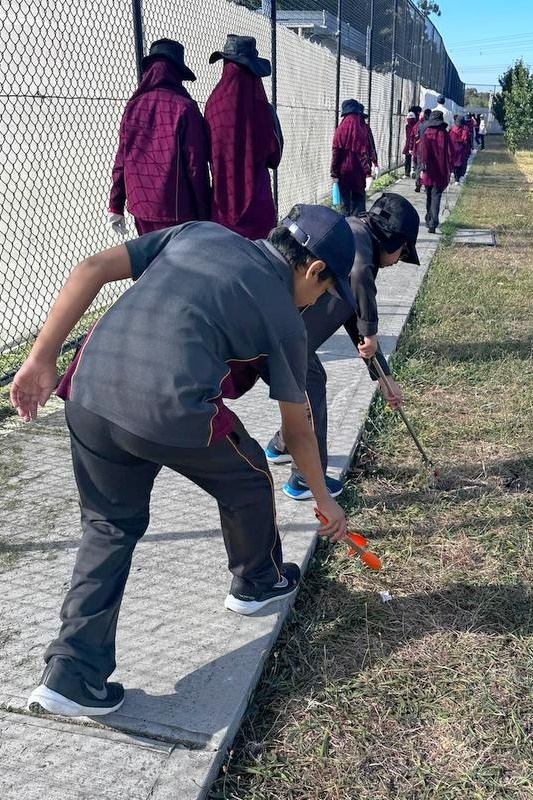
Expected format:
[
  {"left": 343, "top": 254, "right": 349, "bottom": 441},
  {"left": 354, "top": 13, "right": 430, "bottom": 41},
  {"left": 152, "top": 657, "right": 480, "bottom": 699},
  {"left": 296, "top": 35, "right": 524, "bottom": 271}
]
[{"left": 331, "top": 181, "right": 341, "bottom": 207}]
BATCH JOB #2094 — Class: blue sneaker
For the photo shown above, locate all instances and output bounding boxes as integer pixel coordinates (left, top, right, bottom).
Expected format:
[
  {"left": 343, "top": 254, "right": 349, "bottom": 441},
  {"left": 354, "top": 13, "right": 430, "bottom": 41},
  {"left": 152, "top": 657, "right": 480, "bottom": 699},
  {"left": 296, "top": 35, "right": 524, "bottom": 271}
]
[
  {"left": 282, "top": 474, "right": 344, "bottom": 501},
  {"left": 264, "top": 441, "right": 292, "bottom": 464}
]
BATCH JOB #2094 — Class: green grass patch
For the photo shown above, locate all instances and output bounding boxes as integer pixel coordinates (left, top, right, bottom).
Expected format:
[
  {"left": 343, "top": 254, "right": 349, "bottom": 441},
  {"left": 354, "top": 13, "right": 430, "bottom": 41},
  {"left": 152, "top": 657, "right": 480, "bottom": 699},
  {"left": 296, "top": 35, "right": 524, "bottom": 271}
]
[
  {"left": 209, "top": 136, "right": 533, "bottom": 799},
  {"left": 370, "top": 168, "right": 401, "bottom": 194}
]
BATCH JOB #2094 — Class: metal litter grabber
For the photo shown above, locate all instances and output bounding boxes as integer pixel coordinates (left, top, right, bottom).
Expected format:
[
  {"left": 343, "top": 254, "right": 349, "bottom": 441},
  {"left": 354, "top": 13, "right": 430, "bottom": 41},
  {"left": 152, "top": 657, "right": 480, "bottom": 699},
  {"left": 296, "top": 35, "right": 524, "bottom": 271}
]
[
  {"left": 443, "top": 183, "right": 451, "bottom": 218},
  {"left": 370, "top": 355, "right": 438, "bottom": 475}
]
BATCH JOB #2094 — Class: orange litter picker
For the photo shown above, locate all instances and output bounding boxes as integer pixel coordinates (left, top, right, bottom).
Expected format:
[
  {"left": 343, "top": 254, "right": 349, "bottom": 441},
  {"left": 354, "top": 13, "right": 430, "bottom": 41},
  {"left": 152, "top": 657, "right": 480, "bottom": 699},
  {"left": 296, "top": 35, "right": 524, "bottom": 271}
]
[{"left": 314, "top": 508, "right": 382, "bottom": 570}]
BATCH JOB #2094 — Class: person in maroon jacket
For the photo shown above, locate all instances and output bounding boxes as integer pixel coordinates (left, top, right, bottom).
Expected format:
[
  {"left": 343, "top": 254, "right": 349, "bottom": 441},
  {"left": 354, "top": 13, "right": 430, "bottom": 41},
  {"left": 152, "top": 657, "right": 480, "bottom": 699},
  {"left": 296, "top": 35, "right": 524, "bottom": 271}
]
[
  {"left": 108, "top": 39, "right": 210, "bottom": 237},
  {"left": 402, "top": 111, "right": 418, "bottom": 177},
  {"left": 419, "top": 110, "right": 453, "bottom": 233},
  {"left": 412, "top": 108, "right": 431, "bottom": 193},
  {"left": 466, "top": 112, "right": 478, "bottom": 150},
  {"left": 331, "top": 99, "right": 371, "bottom": 217},
  {"left": 205, "top": 35, "right": 283, "bottom": 239},
  {"left": 449, "top": 116, "right": 471, "bottom": 184}
]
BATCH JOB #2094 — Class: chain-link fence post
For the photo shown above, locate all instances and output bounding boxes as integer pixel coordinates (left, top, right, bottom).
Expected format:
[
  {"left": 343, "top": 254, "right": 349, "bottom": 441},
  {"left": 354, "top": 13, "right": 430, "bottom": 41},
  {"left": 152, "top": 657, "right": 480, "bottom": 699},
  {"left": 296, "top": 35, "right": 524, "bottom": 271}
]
[
  {"left": 366, "top": 0, "right": 374, "bottom": 124},
  {"left": 334, "top": 0, "right": 343, "bottom": 127},
  {"left": 416, "top": 11, "right": 424, "bottom": 105},
  {"left": 263, "top": 0, "right": 279, "bottom": 213},
  {"left": 132, "top": 0, "right": 145, "bottom": 84},
  {"left": 387, "top": 0, "right": 398, "bottom": 168}
]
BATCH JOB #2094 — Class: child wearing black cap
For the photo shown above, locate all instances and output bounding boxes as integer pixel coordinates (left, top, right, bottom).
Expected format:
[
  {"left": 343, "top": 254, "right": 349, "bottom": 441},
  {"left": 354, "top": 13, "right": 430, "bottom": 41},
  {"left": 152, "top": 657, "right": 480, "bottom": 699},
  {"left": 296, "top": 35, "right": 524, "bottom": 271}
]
[
  {"left": 266, "top": 194, "right": 421, "bottom": 501},
  {"left": 10, "top": 205, "right": 355, "bottom": 718}
]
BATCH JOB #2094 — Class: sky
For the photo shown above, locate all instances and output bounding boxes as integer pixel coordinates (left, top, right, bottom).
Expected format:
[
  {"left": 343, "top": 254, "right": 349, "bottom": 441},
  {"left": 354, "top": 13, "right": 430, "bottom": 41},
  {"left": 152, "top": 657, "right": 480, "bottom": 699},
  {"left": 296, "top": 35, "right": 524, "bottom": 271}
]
[{"left": 429, "top": 0, "right": 533, "bottom": 89}]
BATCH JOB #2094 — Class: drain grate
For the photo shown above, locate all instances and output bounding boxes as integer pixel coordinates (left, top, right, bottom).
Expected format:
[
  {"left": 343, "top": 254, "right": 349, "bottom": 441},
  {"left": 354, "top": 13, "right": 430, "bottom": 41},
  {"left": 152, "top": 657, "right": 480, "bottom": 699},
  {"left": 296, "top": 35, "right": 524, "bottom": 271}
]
[{"left": 452, "top": 228, "right": 496, "bottom": 246}]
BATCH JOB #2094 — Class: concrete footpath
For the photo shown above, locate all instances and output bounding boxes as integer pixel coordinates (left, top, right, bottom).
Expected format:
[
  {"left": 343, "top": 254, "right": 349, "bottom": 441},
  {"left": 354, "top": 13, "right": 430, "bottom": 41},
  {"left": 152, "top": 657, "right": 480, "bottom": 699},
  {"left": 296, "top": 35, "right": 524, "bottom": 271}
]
[{"left": 0, "top": 177, "right": 462, "bottom": 799}]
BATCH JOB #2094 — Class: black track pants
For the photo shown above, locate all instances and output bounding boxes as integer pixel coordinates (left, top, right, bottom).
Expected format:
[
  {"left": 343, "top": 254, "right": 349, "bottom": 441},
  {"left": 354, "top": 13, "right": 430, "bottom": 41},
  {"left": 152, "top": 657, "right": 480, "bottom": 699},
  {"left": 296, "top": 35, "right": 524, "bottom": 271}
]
[{"left": 45, "top": 401, "right": 282, "bottom": 684}]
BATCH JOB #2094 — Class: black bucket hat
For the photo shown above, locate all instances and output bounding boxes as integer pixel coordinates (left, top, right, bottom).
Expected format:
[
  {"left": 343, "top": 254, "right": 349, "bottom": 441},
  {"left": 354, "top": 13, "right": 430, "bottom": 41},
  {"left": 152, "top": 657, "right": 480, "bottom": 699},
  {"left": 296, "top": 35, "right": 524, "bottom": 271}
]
[
  {"left": 367, "top": 193, "right": 420, "bottom": 265},
  {"left": 341, "top": 98, "right": 365, "bottom": 116},
  {"left": 209, "top": 34, "right": 271, "bottom": 78},
  {"left": 426, "top": 109, "right": 445, "bottom": 127},
  {"left": 142, "top": 39, "right": 196, "bottom": 81}
]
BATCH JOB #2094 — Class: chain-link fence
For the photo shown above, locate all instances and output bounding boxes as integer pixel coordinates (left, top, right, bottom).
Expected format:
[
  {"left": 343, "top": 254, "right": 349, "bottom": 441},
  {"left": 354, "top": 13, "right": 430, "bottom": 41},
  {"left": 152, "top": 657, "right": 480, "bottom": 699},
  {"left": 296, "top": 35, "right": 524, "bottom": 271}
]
[{"left": 0, "top": 0, "right": 463, "bottom": 385}]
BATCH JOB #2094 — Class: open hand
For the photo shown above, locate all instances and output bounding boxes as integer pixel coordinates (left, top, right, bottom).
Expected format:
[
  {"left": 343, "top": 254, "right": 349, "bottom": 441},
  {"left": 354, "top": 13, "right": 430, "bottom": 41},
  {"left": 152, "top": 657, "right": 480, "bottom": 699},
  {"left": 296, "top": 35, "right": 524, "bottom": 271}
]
[{"left": 10, "top": 357, "right": 58, "bottom": 422}]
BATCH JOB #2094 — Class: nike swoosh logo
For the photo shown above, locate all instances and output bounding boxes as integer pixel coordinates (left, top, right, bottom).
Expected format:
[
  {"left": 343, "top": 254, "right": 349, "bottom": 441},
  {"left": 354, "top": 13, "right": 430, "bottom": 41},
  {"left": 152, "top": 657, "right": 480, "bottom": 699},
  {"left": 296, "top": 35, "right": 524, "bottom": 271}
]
[{"left": 85, "top": 682, "right": 108, "bottom": 700}]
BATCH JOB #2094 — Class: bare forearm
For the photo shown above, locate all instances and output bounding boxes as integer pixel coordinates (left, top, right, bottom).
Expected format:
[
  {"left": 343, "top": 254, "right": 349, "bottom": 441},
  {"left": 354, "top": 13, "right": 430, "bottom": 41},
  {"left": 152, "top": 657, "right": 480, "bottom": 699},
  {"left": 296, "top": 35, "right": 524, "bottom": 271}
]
[
  {"left": 30, "top": 264, "right": 103, "bottom": 359},
  {"left": 30, "top": 246, "right": 132, "bottom": 362}
]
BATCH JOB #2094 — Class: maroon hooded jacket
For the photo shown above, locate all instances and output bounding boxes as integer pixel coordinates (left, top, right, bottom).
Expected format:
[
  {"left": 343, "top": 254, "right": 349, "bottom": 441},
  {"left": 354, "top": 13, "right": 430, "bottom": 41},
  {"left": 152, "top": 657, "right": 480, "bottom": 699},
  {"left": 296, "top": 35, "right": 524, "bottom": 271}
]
[
  {"left": 109, "top": 59, "right": 210, "bottom": 225},
  {"left": 449, "top": 123, "right": 471, "bottom": 167},
  {"left": 204, "top": 62, "right": 282, "bottom": 239},
  {"left": 402, "top": 117, "right": 417, "bottom": 155},
  {"left": 330, "top": 113, "right": 370, "bottom": 194},
  {"left": 419, "top": 124, "right": 453, "bottom": 190}
]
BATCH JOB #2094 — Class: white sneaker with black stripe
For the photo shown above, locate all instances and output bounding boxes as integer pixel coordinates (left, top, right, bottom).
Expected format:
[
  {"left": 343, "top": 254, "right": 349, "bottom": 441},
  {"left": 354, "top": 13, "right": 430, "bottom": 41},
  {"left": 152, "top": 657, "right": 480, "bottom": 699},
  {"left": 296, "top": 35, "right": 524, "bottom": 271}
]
[
  {"left": 224, "top": 563, "right": 301, "bottom": 615},
  {"left": 28, "top": 656, "right": 125, "bottom": 717}
]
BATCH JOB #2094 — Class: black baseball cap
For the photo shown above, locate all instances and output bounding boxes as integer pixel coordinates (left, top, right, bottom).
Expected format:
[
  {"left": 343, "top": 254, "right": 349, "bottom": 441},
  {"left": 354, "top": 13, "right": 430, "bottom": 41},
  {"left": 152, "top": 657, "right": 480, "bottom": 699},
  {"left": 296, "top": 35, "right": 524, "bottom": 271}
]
[
  {"left": 367, "top": 193, "right": 420, "bottom": 265},
  {"left": 281, "top": 205, "right": 356, "bottom": 309}
]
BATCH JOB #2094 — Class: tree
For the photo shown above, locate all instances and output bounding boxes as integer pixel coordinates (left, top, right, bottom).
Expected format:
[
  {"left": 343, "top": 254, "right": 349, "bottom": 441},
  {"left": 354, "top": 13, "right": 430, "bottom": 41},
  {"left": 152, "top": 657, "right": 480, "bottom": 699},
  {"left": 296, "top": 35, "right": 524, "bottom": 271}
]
[
  {"left": 417, "top": 1, "right": 441, "bottom": 16},
  {"left": 491, "top": 60, "right": 533, "bottom": 150},
  {"left": 464, "top": 87, "right": 491, "bottom": 108},
  {"left": 502, "top": 61, "right": 533, "bottom": 151}
]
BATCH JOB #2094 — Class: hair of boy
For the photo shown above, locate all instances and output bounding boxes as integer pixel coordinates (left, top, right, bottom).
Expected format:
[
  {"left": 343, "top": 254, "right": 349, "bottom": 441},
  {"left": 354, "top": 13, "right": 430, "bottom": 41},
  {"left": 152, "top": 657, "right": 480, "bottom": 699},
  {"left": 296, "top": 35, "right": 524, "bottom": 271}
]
[{"left": 268, "top": 207, "right": 334, "bottom": 283}]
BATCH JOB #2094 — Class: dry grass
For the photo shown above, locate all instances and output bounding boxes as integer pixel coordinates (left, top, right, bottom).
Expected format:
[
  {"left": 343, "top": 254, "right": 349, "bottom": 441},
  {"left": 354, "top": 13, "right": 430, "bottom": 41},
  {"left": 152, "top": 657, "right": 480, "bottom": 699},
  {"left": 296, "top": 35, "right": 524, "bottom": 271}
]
[{"left": 209, "top": 137, "right": 533, "bottom": 800}]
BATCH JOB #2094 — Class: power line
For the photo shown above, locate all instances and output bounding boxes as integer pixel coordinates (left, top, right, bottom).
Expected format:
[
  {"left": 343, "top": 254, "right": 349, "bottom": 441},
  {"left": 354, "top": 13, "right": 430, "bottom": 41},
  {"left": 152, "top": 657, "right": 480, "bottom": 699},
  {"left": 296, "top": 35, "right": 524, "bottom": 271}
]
[
  {"left": 452, "top": 45, "right": 533, "bottom": 55},
  {"left": 459, "top": 63, "right": 532, "bottom": 70},
  {"left": 447, "top": 31, "right": 533, "bottom": 47},
  {"left": 451, "top": 41, "right": 533, "bottom": 52}
]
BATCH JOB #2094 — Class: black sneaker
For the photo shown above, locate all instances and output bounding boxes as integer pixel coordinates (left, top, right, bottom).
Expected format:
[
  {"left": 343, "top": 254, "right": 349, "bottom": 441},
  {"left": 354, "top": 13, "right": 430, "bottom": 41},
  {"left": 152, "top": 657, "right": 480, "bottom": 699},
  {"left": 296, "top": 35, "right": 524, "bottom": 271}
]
[
  {"left": 224, "top": 563, "right": 301, "bottom": 615},
  {"left": 28, "top": 656, "right": 125, "bottom": 717}
]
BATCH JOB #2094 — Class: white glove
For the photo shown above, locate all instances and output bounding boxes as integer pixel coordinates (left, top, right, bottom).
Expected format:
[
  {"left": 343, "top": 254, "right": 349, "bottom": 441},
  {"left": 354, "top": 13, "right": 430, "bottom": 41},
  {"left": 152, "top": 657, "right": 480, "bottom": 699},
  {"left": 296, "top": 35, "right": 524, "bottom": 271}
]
[
  {"left": 365, "top": 176, "right": 374, "bottom": 192},
  {"left": 371, "top": 164, "right": 379, "bottom": 179},
  {"left": 108, "top": 212, "right": 127, "bottom": 237}
]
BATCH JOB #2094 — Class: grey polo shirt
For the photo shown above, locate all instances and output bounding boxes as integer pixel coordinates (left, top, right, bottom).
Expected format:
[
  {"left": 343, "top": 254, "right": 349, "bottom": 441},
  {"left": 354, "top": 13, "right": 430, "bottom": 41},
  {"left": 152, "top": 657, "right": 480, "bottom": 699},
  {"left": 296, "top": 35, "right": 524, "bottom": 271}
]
[
  {"left": 298, "top": 215, "right": 390, "bottom": 378},
  {"left": 68, "top": 222, "right": 308, "bottom": 447}
]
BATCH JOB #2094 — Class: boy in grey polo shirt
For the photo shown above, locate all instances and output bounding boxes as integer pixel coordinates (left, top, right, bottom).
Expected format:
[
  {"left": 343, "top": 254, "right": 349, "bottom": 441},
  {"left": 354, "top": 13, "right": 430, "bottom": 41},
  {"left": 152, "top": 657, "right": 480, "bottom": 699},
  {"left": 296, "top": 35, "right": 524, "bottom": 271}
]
[
  {"left": 266, "top": 194, "right": 420, "bottom": 499},
  {"left": 11, "top": 205, "right": 355, "bottom": 718}
]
